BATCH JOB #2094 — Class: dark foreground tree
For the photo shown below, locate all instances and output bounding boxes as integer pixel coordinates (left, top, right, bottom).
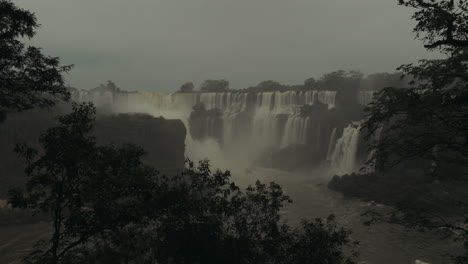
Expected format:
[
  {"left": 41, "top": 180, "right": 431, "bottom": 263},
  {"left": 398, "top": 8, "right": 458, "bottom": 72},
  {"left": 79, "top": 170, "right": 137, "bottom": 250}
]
[
  {"left": 364, "top": 0, "right": 468, "bottom": 171},
  {"left": 362, "top": 0, "right": 468, "bottom": 262},
  {"left": 0, "top": 0, "right": 71, "bottom": 122},
  {"left": 9, "top": 103, "right": 160, "bottom": 264},
  {"left": 78, "top": 161, "right": 359, "bottom": 264},
  {"left": 9, "top": 103, "right": 358, "bottom": 264}
]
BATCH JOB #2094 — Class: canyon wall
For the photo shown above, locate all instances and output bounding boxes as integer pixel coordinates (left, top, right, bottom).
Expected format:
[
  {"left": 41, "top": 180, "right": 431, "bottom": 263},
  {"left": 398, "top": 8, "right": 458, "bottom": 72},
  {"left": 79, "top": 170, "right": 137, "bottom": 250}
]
[{"left": 74, "top": 90, "right": 375, "bottom": 173}]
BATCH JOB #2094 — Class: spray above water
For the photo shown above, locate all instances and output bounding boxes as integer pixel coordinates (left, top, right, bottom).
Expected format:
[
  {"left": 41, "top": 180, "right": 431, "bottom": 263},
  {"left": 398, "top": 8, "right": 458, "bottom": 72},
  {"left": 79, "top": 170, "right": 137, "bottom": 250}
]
[{"left": 74, "top": 90, "right": 368, "bottom": 175}]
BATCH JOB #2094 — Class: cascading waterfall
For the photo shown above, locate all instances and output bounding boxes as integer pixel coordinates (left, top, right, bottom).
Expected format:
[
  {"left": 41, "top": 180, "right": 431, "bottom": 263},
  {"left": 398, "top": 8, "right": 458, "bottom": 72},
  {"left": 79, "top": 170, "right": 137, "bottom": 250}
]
[
  {"left": 251, "top": 92, "right": 279, "bottom": 148},
  {"left": 326, "top": 128, "right": 338, "bottom": 161},
  {"left": 359, "top": 91, "right": 375, "bottom": 105},
  {"left": 330, "top": 124, "right": 361, "bottom": 175},
  {"left": 281, "top": 117, "right": 309, "bottom": 148},
  {"left": 73, "top": 89, "right": 370, "bottom": 175}
]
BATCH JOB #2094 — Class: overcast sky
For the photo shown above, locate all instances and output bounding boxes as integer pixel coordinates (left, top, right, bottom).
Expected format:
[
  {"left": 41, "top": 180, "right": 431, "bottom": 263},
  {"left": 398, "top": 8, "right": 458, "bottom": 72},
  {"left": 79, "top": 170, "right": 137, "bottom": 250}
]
[{"left": 18, "top": 0, "right": 440, "bottom": 92}]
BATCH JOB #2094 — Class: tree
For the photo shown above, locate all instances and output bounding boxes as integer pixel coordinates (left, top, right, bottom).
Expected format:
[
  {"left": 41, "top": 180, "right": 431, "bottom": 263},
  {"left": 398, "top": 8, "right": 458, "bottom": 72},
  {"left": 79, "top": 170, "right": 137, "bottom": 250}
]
[
  {"left": 304, "top": 77, "right": 316, "bottom": 90},
  {"left": 92, "top": 80, "right": 122, "bottom": 92},
  {"left": 362, "top": 1, "right": 468, "bottom": 262},
  {"left": 363, "top": 0, "right": 468, "bottom": 174},
  {"left": 199, "top": 79, "right": 229, "bottom": 92},
  {"left": 359, "top": 72, "right": 407, "bottom": 91},
  {"left": 79, "top": 161, "right": 359, "bottom": 264},
  {"left": 253, "top": 80, "right": 286, "bottom": 92},
  {"left": 179, "top": 82, "right": 195, "bottom": 93},
  {"left": 0, "top": 0, "right": 71, "bottom": 122},
  {"left": 8, "top": 103, "right": 159, "bottom": 264},
  {"left": 9, "top": 104, "right": 358, "bottom": 263},
  {"left": 315, "top": 70, "right": 363, "bottom": 91}
]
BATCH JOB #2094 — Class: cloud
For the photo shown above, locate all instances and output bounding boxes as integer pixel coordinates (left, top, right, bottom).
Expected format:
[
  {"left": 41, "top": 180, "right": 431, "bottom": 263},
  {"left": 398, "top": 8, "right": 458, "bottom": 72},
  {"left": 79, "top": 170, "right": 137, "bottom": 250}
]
[{"left": 18, "top": 0, "right": 440, "bottom": 91}]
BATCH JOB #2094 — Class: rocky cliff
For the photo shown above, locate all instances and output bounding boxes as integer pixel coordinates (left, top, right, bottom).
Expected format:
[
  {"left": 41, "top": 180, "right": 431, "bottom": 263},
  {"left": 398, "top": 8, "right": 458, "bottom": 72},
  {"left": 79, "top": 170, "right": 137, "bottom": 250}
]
[{"left": 0, "top": 106, "right": 186, "bottom": 197}]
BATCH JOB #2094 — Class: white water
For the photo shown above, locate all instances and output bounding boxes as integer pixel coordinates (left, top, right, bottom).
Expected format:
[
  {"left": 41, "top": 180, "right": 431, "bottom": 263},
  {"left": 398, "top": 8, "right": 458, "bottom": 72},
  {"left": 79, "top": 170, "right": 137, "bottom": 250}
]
[
  {"left": 74, "top": 90, "right": 336, "bottom": 150},
  {"left": 359, "top": 91, "right": 375, "bottom": 105},
  {"left": 330, "top": 124, "right": 361, "bottom": 175},
  {"left": 74, "top": 90, "right": 364, "bottom": 175},
  {"left": 281, "top": 117, "right": 309, "bottom": 148},
  {"left": 326, "top": 128, "right": 338, "bottom": 161}
]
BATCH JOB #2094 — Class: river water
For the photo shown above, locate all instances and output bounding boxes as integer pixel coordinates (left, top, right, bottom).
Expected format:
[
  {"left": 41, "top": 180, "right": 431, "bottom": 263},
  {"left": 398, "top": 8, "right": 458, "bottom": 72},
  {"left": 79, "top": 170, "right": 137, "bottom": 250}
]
[
  {"left": 231, "top": 167, "right": 461, "bottom": 264},
  {"left": 0, "top": 167, "right": 460, "bottom": 264}
]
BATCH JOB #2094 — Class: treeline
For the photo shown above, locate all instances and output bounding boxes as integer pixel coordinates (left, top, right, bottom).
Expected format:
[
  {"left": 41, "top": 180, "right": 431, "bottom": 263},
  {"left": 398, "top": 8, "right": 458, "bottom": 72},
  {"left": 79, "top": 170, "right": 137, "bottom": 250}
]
[
  {"left": 0, "top": 1, "right": 360, "bottom": 263},
  {"left": 84, "top": 71, "right": 407, "bottom": 94},
  {"left": 178, "top": 70, "right": 408, "bottom": 93},
  {"left": 7, "top": 103, "right": 359, "bottom": 264}
]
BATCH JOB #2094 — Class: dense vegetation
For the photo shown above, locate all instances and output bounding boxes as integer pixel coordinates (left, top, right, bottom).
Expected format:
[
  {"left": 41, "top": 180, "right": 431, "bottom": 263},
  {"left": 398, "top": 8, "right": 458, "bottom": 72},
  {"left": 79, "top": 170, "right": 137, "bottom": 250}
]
[
  {"left": 8, "top": 103, "right": 358, "bottom": 264},
  {"left": 0, "top": 0, "right": 71, "bottom": 123},
  {"left": 177, "top": 71, "right": 407, "bottom": 93},
  {"left": 1, "top": 1, "right": 359, "bottom": 263},
  {"left": 354, "top": 0, "right": 468, "bottom": 262},
  {"left": 2, "top": 0, "right": 468, "bottom": 263}
]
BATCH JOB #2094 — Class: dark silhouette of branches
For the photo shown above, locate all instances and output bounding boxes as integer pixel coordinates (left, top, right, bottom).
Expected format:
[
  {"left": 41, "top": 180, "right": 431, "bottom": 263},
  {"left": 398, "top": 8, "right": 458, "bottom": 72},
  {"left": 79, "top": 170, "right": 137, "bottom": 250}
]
[{"left": 0, "top": 0, "right": 71, "bottom": 122}]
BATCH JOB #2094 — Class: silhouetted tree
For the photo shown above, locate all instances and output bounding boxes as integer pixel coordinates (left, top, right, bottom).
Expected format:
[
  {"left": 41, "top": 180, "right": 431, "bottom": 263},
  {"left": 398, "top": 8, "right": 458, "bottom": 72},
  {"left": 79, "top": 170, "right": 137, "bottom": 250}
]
[
  {"left": 200, "top": 79, "right": 229, "bottom": 92},
  {"left": 9, "top": 103, "right": 160, "bottom": 264},
  {"left": 0, "top": 0, "right": 71, "bottom": 122},
  {"left": 362, "top": 1, "right": 468, "bottom": 262},
  {"left": 179, "top": 82, "right": 195, "bottom": 93},
  {"left": 253, "top": 80, "right": 286, "bottom": 92},
  {"left": 359, "top": 72, "right": 407, "bottom": 91},
  {"left": 313, "top": 70, "right": 363, "bottom": 108},
  {"left": 92, "top": 80, "right": 121, "bottom": 92},
  {"left": 304, "top": 77, "right": 316, "bottom": 90},
  {"left": 80, "top": 161, "right": 359, "bottom": 264},
  {"left": 315, "top": 70, "right": 363, "bottom": 91},
  {"left": 364, "top": 0, "right": 468, "bottom": 175},
  {"left": 9, "top": 104, "right": 358, "bottom": 264}
]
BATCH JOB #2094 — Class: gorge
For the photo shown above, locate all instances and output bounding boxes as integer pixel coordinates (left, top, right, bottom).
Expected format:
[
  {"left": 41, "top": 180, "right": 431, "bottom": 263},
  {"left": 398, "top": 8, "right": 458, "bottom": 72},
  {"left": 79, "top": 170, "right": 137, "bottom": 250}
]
[{"left": 74, "top": 89, "right": 374, "bottom": 175}]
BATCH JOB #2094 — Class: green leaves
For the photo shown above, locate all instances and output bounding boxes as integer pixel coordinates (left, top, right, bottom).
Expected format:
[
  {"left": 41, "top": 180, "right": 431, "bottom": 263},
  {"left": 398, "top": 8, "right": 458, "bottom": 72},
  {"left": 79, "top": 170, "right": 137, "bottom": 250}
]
[
  {"left": 398, "top": 0, "right": 468, "bottom": 51},
  {"left": 9, "top": 103, "right": 162, "bottom": 263},
  {"left": 0, "top": 0, "right": 71, "bottom": 122}
]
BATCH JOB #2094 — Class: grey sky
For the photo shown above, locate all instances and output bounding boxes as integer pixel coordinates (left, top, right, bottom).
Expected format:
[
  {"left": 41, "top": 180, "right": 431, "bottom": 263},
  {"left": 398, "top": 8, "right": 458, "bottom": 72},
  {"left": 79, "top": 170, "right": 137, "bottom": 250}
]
[{"left": 18, "top": 0, "right": 440, "bottom": 92}]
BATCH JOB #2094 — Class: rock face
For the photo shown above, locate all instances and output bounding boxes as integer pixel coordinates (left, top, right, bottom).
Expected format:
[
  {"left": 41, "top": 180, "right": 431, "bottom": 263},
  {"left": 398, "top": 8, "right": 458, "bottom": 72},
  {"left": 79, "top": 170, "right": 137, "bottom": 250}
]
[
  {"left": 74, "top": 89, "right": 373, "bottom": 173},
  {"left": 95, "top": 114, "right": 186, "bottom": 177},
  {"left": 188, "top": 103, "right": 223, "bottom": 144},
  {"left": 0, "top": 107, "right": 186, "bottom": 197}
]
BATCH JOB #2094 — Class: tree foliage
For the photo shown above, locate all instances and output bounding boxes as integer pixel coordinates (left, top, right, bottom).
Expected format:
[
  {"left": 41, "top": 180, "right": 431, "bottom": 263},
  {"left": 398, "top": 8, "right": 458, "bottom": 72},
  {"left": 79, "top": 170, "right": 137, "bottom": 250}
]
[
  {"left": 314, "top": 70, "right": 363, "bottom": 91},
  {"left": 8, "top": 103, "right": 358, "bottom": 264},
  {"left": 246, "top": 80, "right": 287, "bottom": 92},
  {"left": 199, "top": 79, "right": 230, "bottom": 92},
  {"left": 399, "top": 0, "right": 468, "bottom": 51},
  {"left": 361, "top": 1, "right": 468, "bottom": 261},
  {"left": 179, "top": 82, "right": 194, "bottom": 93},
  {"left": 0, "top": 0, "right": 71, "bottom": 122},
  {"left": 79, "top": 161, "right": 359, "bottom": 264},
  {"left": 91, "top": 80, "right": 122, "bottom": 93},
  {"left": 9, "top": 103, "right": 160, "bottom": 264},
  {"left": 363, "top": 0, "right": 468, "bottom": 173}
]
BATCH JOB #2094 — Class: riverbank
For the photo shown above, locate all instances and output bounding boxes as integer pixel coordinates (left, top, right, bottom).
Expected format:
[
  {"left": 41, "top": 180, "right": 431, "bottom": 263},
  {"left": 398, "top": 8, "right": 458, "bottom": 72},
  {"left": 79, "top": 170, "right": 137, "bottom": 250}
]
[{"left": 0, "top": 168, "right": 461, "bottom": 264}]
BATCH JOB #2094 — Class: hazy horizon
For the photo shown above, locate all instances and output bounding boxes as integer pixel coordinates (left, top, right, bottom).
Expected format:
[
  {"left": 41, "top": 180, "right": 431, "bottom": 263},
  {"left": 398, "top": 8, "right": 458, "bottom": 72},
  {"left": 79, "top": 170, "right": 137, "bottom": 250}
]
[{"left": 20, "top": 0, "right": 441, "bottom": 92}]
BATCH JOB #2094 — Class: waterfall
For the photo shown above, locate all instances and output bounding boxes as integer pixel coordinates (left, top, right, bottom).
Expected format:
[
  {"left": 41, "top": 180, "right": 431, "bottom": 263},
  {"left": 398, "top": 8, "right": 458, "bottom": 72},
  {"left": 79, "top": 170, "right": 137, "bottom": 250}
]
[
  {"left": 251, "top": 92, "right": 279, "bottom": 148},
  {"left": 281, "top": 116, "right": 309, "bottom": 148},
  {"left": 326, "top": 128, "right": 338, "bottom": 161},
  {"left": 364, "top": 124, "right": 384, "bottom": 173},
  {"left": 359, "top": 91, "right": 375, "bottom": 105},
  {"left": 330, "top": 124, "right": 361, "bottom": 175},
  {"left": 73, "top": 89, "right": 348, "bottom": 164}
]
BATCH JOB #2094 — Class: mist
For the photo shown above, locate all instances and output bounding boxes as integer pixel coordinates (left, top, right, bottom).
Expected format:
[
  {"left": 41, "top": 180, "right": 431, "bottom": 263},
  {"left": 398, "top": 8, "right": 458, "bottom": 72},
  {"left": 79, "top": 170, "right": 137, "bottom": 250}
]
[
  {"left": 1, "top": 1, "right": 466, "bottom": 264},
  {"left": 19, "top": 0, "right": 440, "bottom": 92}
]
